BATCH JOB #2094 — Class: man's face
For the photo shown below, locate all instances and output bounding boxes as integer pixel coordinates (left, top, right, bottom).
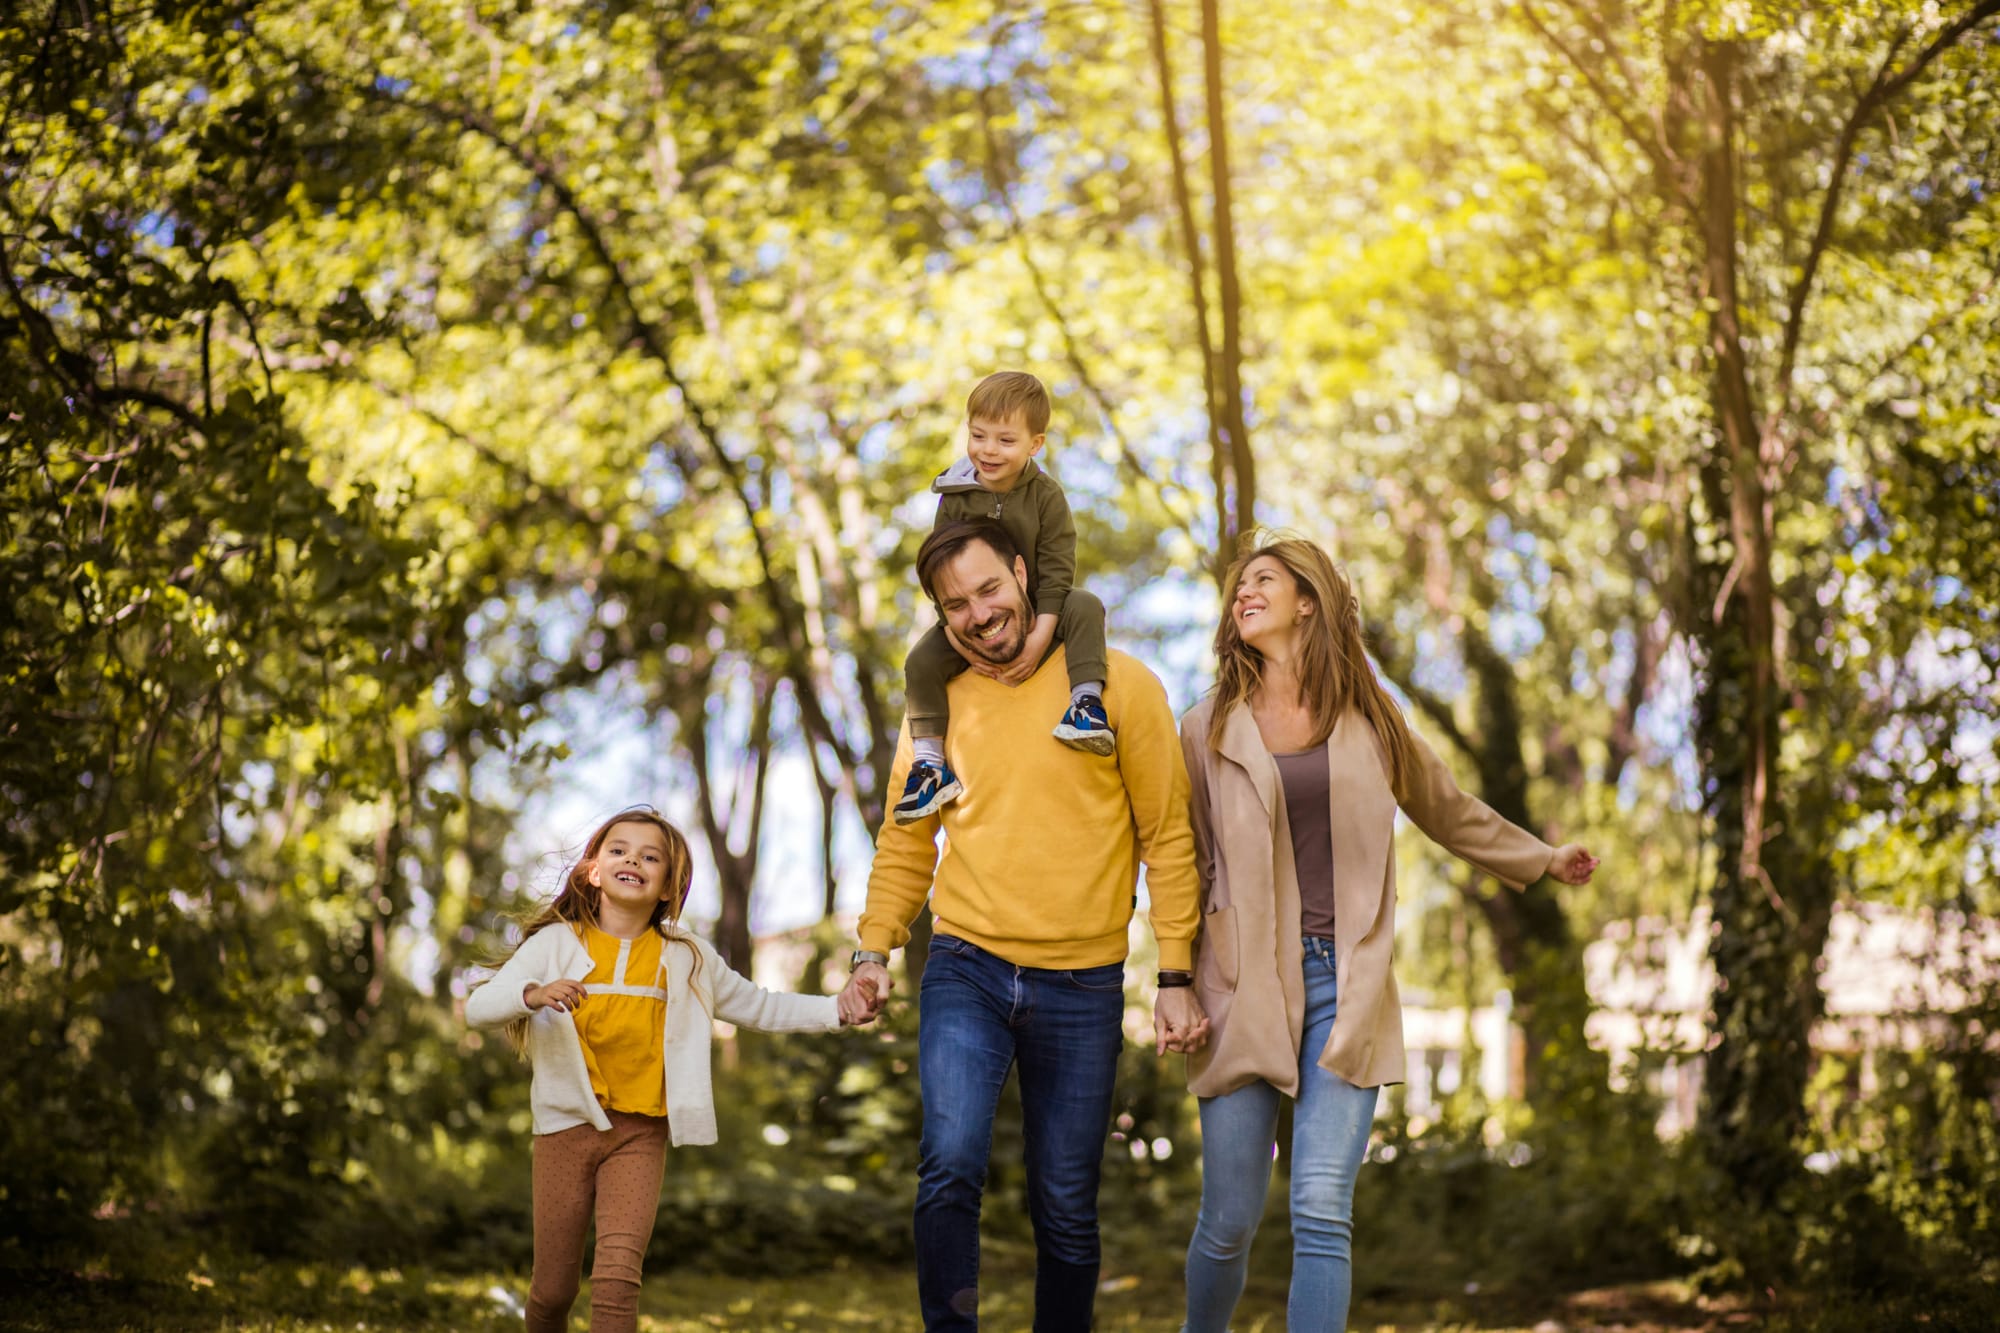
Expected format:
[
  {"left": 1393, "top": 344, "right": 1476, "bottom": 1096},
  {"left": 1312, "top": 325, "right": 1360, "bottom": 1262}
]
[{"left": 932, "top": 540, "right": 1033, "bottom": 666}]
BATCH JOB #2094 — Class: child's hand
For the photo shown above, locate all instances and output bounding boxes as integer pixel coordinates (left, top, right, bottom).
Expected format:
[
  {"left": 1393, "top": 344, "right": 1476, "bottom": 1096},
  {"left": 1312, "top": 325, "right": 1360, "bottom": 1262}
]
[
  {"left": 838, "top": 963, "right": 891, "bottom": 1025},
  {"left": 941, "top": 620, "right": 998, "bottom": 679},
  {"left": 966, "top": 613, "right": 1053, "bottom": 687},
  {"left": 525, "top": 979, "right": 587, "bottom": 1014},
  {"left": 993, "top": 615, "right": 1055, "bottom": 686},
  {"left": 837, "top": 988, "right": 875, "bottom": 1026}
]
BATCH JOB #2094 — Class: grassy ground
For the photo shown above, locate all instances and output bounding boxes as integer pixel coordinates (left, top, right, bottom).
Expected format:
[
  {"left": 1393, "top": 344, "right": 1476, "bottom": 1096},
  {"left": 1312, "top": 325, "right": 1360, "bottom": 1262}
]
[
  {"left": 4, "top": 1236, "right": 1988, "bottom": 1331},
  {"left": 0, "top": 1268, "right": 1728, "bottom": 1332}
]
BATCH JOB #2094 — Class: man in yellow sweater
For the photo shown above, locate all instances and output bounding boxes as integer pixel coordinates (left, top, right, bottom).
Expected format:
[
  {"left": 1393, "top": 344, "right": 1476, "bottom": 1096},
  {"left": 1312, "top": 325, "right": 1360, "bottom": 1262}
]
[{"left": 840, "top": 518, "right": 1208, "bottom": 1333}]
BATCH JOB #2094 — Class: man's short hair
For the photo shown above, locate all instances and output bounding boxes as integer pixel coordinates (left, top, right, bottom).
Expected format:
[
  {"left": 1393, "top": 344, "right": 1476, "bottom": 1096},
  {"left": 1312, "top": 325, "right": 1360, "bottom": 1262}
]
[
  {"left": 966, "top": 371, "right": 1051, "bottom": 435},
  {"left": 917, "top": 519, "right": 1023, "bottom": 605}
]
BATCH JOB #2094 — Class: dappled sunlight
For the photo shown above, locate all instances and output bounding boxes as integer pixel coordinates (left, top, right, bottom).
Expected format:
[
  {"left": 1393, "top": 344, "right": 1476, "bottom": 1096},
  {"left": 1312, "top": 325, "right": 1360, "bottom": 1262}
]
[{"left": 6, "top": 0, "right": 1998, "bottom": 1327}]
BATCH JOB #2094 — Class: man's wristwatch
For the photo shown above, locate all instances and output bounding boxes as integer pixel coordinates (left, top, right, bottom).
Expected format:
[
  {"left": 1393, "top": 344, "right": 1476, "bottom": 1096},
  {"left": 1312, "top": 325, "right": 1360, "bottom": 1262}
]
[
  {"left": 1156, "top": 969, "right": 1194, "bottom": 989},
  {"left": 851, "top": 949, "right": 890, "bottom": 969}
]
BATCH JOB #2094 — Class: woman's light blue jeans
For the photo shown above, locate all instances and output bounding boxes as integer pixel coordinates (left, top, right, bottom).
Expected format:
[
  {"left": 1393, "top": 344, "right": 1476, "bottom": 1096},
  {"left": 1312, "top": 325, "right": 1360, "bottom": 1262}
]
[{"left": 1184, "top": 936, "right": 1379, "bottom": 1332}]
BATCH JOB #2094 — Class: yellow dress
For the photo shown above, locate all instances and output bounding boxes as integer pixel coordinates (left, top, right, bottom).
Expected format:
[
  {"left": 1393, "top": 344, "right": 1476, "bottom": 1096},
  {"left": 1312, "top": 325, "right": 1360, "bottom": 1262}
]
[{"left": 571, "top": 924, "right": 668, "bottom": 1116}]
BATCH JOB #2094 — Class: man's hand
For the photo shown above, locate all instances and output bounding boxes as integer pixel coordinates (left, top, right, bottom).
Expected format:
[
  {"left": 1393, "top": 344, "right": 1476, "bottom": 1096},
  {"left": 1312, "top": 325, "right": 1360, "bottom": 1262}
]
[
  {"left": 1153, "top": 986, "right": 1210, "bottom": 1055},
  {"left": 1546, "top": 843, "right": 1600, "bottom": 885},
  {"left": 838, "top": 961, "right": 892, "bottom": 1025}
]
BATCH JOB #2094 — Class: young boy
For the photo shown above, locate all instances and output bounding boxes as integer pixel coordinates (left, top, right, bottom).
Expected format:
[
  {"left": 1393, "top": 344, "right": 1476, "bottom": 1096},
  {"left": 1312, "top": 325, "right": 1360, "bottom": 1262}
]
[{"left": 894, "top": 370, "right": 1113, "bottom": 824}]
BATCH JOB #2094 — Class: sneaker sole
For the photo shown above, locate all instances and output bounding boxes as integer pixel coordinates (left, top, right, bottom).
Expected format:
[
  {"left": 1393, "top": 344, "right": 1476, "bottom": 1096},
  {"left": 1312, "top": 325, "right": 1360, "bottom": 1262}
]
[
  {"left": 892, "top": 779, "right": 964, "bottom": 823},
  {"left": 1052, "top": 725, "right": 1116, "bottom": 757}
]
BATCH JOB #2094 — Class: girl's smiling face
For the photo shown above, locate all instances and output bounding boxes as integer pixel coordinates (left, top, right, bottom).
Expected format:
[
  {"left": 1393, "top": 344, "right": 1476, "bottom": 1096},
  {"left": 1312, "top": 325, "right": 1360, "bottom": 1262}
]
[
  {"left": 588, "top": 820, "right": 675, "bottom": 909},
  {"left": 1231, "top": 554, "right": 1312, "bottom": 650}
]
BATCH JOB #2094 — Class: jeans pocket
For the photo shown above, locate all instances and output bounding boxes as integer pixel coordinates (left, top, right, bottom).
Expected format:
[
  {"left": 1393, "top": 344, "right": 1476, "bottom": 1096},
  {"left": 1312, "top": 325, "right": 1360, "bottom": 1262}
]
[
  {"left": 1304, "top": 935, "right": 1338, "bottom": 977},
  {"left": 1064, "top": 962, "right": 1127, "bottom": 992}
]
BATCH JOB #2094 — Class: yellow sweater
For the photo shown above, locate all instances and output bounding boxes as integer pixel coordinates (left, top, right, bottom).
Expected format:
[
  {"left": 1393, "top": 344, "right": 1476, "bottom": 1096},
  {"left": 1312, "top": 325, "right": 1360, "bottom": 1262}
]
[{"left": 859, "top": 646, "right": 1199, "bottom": 971}]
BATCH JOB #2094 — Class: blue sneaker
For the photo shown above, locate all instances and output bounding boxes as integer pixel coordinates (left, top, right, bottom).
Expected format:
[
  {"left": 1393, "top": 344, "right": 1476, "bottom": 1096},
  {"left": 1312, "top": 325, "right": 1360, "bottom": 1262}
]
[
  {"left": 893, "top": 759, "right": 963, "bottom": 824},
  {"left": 1053, "top": 695, "right": 1116, "bottom": 756}
]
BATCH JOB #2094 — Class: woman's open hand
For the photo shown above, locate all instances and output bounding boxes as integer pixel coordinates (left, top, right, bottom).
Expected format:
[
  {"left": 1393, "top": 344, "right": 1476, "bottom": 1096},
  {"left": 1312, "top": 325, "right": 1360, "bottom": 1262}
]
[{"left": 1546, "top": 843, "right": 1600, "bottom": 885}]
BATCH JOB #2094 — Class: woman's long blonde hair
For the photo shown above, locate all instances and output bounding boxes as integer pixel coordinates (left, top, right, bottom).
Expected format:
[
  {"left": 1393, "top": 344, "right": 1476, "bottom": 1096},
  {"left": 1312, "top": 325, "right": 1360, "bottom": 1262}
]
[
  {"left": 482, "top": 807, "right": 704, "bottom": 1052},
  {"left": 1207, "top": 535, "right": 1419, "bottom": 799}
]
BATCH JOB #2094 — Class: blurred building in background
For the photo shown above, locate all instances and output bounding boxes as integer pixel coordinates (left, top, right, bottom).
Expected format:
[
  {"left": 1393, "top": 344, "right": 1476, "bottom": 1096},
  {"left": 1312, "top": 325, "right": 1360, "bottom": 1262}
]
[{"left": 1402, "top": 905, "right": 2000, "bottom": 1136}]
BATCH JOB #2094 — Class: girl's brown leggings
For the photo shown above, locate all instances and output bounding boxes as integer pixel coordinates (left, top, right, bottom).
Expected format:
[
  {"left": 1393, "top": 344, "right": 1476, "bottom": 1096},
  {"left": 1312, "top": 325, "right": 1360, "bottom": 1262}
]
[{"left": 527, "top": 1111, "right": 670, "bottom": 1333}]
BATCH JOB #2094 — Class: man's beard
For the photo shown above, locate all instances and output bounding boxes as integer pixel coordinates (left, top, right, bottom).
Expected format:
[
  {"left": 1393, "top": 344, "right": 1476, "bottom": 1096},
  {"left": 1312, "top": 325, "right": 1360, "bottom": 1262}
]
[{"left": 959, "top": 595, "right": 1030, "bottom": 665}]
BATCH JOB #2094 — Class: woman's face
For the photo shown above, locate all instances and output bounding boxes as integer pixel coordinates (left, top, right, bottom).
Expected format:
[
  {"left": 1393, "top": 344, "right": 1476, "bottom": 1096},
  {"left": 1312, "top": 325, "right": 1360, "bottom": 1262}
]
[{"left": 1231, "top": 554, "right": 1311, "bottom": 651}]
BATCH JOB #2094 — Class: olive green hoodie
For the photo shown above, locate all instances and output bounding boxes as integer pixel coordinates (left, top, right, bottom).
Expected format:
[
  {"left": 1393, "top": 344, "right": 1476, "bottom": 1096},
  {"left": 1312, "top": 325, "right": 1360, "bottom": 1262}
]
[{"left": 931, "top": 457, "right": 1075, "bottom": 619}]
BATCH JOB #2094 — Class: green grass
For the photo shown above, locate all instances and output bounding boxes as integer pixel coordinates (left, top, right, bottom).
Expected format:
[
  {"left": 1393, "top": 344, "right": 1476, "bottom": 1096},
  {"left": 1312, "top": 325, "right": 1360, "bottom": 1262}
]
[
  {"left": 5, "top": 1239, "right": 1989, "bottom": 1331},
  {"left": 0, "top": 1247, "right": 1723, "bottom": 1333}
]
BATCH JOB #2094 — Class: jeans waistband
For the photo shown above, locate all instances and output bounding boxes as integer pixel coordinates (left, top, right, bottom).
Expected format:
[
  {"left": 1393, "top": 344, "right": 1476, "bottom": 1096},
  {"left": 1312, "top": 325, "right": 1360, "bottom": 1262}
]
[{"left": 930, "top": 932, "right": 1122, "bottom": 976}]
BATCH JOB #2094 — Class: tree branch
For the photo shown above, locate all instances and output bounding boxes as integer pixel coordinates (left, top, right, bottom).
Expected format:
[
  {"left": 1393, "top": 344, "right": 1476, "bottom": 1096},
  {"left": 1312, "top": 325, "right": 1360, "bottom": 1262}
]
[
  {"left": 970, "top": 80, "right": 1203, "bottom": 549},
  {"left": 1518, "top": 0, "right": 1694, "bottom": 208},
  {"left": 334, "top": 71, "right": 865, "bottom": 785},
  {"left": 1366, "top": 618, "right": 1478, "bottom": 762},
  {"left": 0, "top": 241, "right": 209, "bottom": 438},
  {"left": 1769, "top": 3, "right": 2000, "bottom": 440}
]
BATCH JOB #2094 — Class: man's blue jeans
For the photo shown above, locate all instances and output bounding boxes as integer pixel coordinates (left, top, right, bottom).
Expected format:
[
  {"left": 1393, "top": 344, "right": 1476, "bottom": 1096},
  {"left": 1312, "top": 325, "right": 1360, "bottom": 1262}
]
[
  {"left": 915, "top": 933, "right": 1126, "bottom": 1332},
  {"left": 1184, "top": 936, "right": 1379, "bottom": 1332}
]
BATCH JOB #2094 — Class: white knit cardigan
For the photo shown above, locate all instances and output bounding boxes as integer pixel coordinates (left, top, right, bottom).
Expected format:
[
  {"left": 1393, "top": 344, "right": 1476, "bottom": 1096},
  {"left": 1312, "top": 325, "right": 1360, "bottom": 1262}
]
[{"left": 465, "top": 922, "right": 840, "bottom": 1145}]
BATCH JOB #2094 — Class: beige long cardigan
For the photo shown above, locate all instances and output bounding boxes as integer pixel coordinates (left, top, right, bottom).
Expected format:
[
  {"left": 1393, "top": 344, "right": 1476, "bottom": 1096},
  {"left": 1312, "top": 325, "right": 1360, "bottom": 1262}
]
[{"left": 1179, "top": 695, "right": 1555, "bottom": 1096}]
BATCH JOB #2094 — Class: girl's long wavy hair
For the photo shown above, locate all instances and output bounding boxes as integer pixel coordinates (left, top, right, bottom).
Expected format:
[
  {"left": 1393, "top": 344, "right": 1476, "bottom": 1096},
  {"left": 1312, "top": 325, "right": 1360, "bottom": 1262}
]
[
  {"left": 1207, "top": 534, "right": 1419, "bottom": 799},
  {"left": 483, "top": 808, "right": 704, "bottom": 1053}
]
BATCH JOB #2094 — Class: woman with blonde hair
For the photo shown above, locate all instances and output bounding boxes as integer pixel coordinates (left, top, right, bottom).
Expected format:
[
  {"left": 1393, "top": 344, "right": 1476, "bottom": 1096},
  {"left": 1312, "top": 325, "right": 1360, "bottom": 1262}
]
[{"left": 1177, "top": 536, "right": 1598, "bottom": 1331}]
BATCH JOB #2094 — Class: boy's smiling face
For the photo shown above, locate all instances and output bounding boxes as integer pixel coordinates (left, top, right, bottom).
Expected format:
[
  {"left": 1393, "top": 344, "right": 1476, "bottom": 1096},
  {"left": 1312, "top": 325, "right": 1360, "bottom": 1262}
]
[{"left": 965, "top": 410, "right": 1045, "bottom": 493}]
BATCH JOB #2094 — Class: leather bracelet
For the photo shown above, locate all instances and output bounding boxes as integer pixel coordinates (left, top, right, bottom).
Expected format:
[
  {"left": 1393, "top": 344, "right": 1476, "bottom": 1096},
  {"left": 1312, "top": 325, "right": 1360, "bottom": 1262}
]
[{"left": 1156, "top": 970, "right": 1193, "bottom": 989}]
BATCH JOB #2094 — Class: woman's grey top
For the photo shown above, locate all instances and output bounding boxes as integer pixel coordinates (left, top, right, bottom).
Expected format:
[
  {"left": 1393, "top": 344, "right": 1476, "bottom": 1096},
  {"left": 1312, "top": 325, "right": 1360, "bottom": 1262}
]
[{"left": 1273, "top": 743, "right": 1336, "bottom": 939}]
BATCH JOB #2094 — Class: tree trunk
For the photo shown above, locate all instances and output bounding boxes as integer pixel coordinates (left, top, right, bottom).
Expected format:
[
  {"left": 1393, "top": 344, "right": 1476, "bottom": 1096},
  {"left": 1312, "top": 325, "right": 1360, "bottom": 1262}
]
[
  {"left": 1687, "top": 40, "right": 1826, "bottom": 1206},
  {"left": 1458, "top": 629, "right": 1606, "bottom": 1114},
  {"left": 1200, "top": 0, "right": 1255, "bottom": 544},
  {"left": 1372, "top": 614, "right": 1604, "bottom": 1114},
  {"left": 1509, "top": 0, "right": 2000, "bottom": 1226},
  {"left": 680, "top": 660, "right": 777, "bottom": 973},
  {"left": 1148, "top": 0, "right": 1232, "bottom": 582}
]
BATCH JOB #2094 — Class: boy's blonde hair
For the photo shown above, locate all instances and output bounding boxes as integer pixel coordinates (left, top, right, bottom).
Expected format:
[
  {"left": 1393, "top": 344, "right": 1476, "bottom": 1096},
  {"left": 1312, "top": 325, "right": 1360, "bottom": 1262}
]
[{"left": 967, "top": 370, "right": 1051, "bottom": 435}]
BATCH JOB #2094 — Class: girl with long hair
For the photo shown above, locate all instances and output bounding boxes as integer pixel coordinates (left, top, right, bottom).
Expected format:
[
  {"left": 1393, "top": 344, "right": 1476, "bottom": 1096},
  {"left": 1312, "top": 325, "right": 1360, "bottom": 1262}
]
[
  {"left": 1178, "top": 537, "right": 1599, "bottom": 1331},
  {"left": 467, "top": 808, "right": 872, "bottom": 1333}
]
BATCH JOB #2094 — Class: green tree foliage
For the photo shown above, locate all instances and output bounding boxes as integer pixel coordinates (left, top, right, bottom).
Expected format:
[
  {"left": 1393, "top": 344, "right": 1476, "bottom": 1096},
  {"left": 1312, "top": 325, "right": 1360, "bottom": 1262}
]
[
  {"left": 1469, "top": 0, "right": 2000, "bottom": 1229},
  {"left": 0, "top": 1, "right": 448, "bottom": 1257}
]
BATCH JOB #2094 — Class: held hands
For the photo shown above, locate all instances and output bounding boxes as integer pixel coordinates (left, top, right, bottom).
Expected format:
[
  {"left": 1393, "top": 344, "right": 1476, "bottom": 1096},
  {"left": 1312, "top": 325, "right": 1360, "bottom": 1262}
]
[
  {"left": 1546, "top": 843, "right": 1600, "bottom": 885},
  {"left": 1153, "top": 986, "right": 1211, "bottom": 1056},
  {"left": 525, "top": 979, "right": 586, "bottom": 1014},
  {"left": 840, "top": 959, "right": 1210, "bottom": 1049},
  {"left": 837, "top": 961, "right": 891, "bottom": 1026}
]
